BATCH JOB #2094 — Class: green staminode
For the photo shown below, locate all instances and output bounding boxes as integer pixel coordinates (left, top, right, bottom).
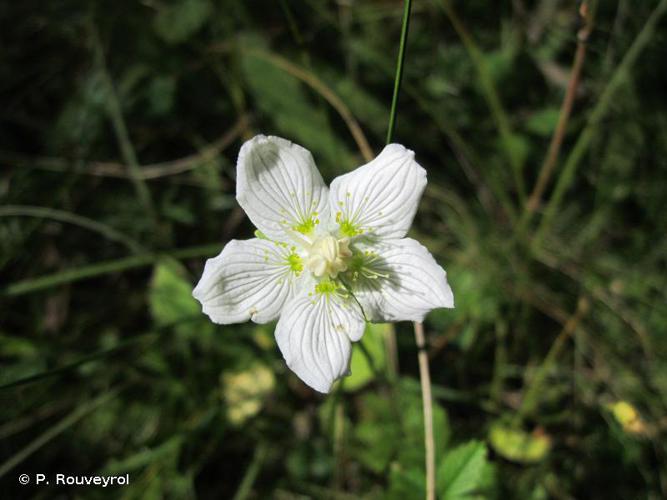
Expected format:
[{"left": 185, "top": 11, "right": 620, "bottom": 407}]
[
  {"left": 339, "top": 219, "right": 362, "bottom": 237},
  {"left": 293, "top": 217, "right": 317, "bottom": 234},
  {"left": 315, "top": 280, "right": 338, "bottom": 295},
  {"left": 286, "top": 253, "right": 303, "bottom": 273}
]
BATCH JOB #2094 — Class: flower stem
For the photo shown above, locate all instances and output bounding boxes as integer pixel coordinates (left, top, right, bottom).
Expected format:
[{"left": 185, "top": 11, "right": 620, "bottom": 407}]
[
  {"left": 386, "top": 0, "right": 413, "bottom": 144},
  {"left": 384, "top": 2, "right": 436, "bottom": 498},
  {"left": 232, "top": 442, "right": 269, "bottom": 500},
  {"left": 414, "top": 322, "right": 436, "bottom": 500}
]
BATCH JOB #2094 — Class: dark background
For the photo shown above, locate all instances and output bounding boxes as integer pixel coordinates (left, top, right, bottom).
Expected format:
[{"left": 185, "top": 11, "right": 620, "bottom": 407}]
[{"left": 1, "top": 0, "right": 666, "bottom": 498}]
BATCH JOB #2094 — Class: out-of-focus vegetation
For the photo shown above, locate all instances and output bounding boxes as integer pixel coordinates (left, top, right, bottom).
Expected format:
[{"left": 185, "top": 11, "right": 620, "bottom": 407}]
[{"left": 2, "top": 0, "right": 667, "bottom": 498}]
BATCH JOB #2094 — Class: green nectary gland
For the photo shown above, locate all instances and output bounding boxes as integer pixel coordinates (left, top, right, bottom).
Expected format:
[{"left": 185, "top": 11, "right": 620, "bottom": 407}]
[
  {"left": 286, "top": 253, "right": 303, "bottom": 273},
  {"left": 292, "top": 212, "right": 321, "bottom": 235},
  {"left": 314, "top": 280, "right": 338, "bottom": 295},
  {"left": 339, "top": 220, "right": 363, "bottom": 237}
]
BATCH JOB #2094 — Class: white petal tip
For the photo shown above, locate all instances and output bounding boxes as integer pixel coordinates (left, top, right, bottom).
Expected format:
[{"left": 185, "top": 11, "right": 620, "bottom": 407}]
[{"left": 286, "top": 361, "right": 333, "bottom": 394}]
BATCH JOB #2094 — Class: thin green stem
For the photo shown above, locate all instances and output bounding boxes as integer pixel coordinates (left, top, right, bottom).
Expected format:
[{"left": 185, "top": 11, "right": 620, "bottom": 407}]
[
  {"left": 348, "top": 41, "right": 518, "bottom": 222},
  {"left": 515, "top": 297, "right": 589, "bottom": 423},
  {"left": 534, "top": 0, "right": 667, "bottom": 244},
  {"left": 490, "top": 320, "right": 508, "bottom": 406},
  {"left": 90, "top": 22, "right": 157, "bottom": 226},
  {"left": 232, "top": 442, "right": 268, "bottom": 500},
  {"left": 0, "top": 387, "right": 123, "bottom": 478},
  {"left": 386, "top": 0, "right": 413, "bottom": 144},
  {"left": 1, "top": 243, "right": 221, "bottom": 297},
  {"left": 383, "top": 0, "right": 414, "bottom": 388},
  {"left": 0, "top": 205, "right": 145, "bottom": 254},
  {"left": 437, "top": 0, "right": 525, "bottom": 203},
  {"left": 0, "top": 324, "right": 185, "bottom": 390},
  {"left": 383, "top": 4, "right": 436, "bottom": 498}
]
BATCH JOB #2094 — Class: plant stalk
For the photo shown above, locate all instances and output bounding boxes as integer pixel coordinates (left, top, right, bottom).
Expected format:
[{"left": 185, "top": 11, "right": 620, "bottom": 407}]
[
  {"left": 535, "top": 0, "right": 667, "bottom": 243},
  {"left": 414, "top": 322, "right": 436, "bottom": 500},
  {"left": 384, "top": 2, "right": 436, "bottom": 497},
  {"left": 525, "top": 1, "right": 595, "bottom": 218},
  {"left": 386, "top": 0, "right": 413, "bottom": 144}
]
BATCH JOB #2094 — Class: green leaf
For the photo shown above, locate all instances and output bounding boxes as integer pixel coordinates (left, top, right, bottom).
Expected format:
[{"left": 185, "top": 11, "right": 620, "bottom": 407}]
[
  {"left": 388, "top": 463, "right": 426, "bottom": 499},
  {"left": 352, "top": 378, "right": 450, "bottom": 475},
  {"left": 344, "top": 322, "right": 388, "bottom": 392},
  {"left": 240, "top": 40, "right": 352, "bottom": 174},
  {"left": 398, "top": 378, "right": 451, "bottom": 469},
  {"left": 488, "top": 423, "right": 551, "bottom": 464},
  {"left": 149, "top": 258, "right": 199, "bottom": 328},
  {"left": 353, "top": 393, "right": 400, "bottom": 473},
  {"left": 437, "top": 440, "right": 488, "bottom": 499},
  {"left": 147, "top": 75, "right": 177, "bottom": 116},
  {"left": 501, "top": 132, "right": 531, "bottom": 171},
  {"left": 525, "top": 108, "right": 561, "bottom": 137},
  {"left": 153, "top": 0, "right": 212, "bottom": 45}
]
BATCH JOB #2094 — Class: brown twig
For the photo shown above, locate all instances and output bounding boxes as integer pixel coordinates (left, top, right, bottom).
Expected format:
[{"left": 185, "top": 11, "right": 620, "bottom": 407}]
[
  {"left": 525, "top": 1, "right": 595, "bottom": 214},
  {"left": 239, "top": 49, "right": 374, "bottom": 163},
  {"left": 92, "top": 116, "right": 247, "bottom": 179},
  {"left": 2, "top": 116, "right": 246, "bottom": 183}
]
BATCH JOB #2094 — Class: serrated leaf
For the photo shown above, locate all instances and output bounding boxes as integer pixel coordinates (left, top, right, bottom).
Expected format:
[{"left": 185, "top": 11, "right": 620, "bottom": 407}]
[
  {"left": 437, "top": 440, "right": 488, "bottom": 499},
  {"left": 352, "top": 378, "right": 450, "bottom": 475},
  {"left": 388, "top": 462, "right": 425, "bottom": 499}
]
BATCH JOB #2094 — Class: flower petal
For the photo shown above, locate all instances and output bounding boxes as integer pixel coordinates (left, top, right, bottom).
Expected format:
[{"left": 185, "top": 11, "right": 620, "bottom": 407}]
[
  {"left": 347, "top": 238, "right": 454, "bottom": 322},
  {"left": 236, "top": 135, "right": 329, "bottom": 241},
  {"left": 193, "top": 238, "right": 304, "bottom": 324},
  {"left": 275, "top": 286, "right": 365, "bottom": 393},
  {"left": 329, "top": 144, "right": 426, "bottom": 239}
]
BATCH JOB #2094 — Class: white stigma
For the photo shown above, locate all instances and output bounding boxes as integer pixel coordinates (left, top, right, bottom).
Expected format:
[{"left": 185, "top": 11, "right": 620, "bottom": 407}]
[{"left": 305, "top": 235, "right": 352, "bottom": 278}]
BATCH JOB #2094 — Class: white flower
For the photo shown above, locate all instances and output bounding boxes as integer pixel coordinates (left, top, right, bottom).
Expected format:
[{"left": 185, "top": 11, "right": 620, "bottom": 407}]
[{"left": 193, "top": 135, "right": 454, "bottom": 393}]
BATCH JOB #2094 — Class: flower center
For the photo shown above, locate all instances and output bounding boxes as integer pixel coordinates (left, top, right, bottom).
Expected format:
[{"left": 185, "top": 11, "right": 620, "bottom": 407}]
[{"left": 305, "top": 235, "right": 352, "bottom": 279}]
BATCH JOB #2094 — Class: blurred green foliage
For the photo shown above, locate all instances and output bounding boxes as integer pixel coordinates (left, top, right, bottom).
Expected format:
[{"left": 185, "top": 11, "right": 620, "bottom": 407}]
[{"left": 1, "top": 0, "right": 667, "bottom": 498}]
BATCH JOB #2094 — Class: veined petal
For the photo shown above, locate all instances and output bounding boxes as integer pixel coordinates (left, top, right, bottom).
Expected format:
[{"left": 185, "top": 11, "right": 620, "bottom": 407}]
[
  {"left": 329, "top": 144, "right": 426, "bottom": 239},
  {"left": 346, "top": 238, "right": 454, "bottom": 322},
  {"left": 275, "top": 285, "right": 365, "bottom": 393},
  {"left": 192, "top": 238, "right": 305, "bottom": 324},
  {"left": 236, "top": 135, "right": 329, "bottom": 241}
]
